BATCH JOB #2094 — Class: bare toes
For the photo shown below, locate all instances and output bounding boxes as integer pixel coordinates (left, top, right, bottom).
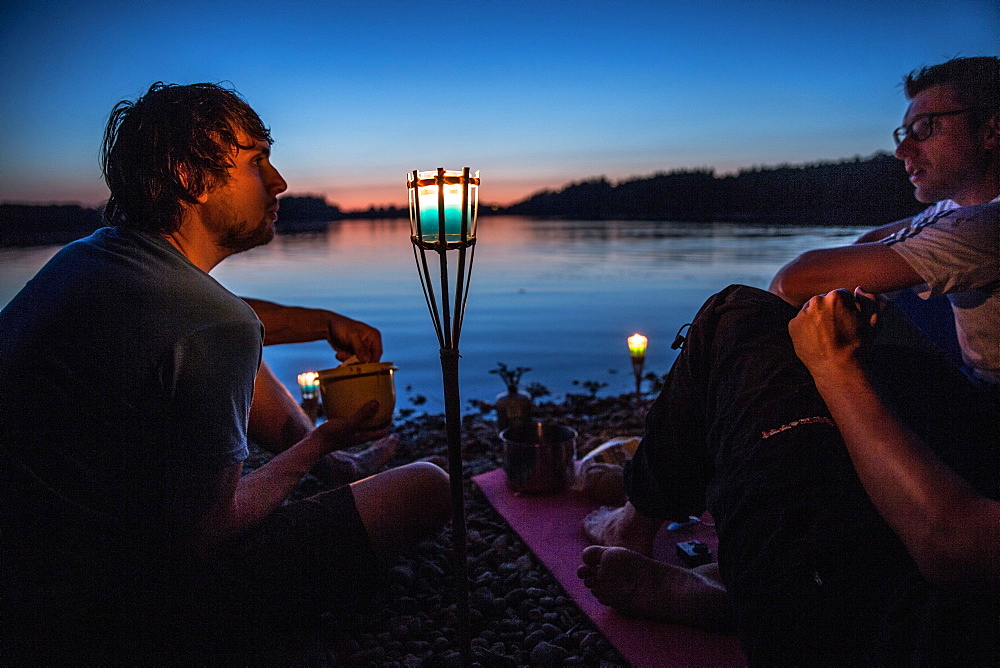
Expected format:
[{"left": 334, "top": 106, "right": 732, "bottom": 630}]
[{"left": 581, "top": 544, "right": 607, "bottom": 566}]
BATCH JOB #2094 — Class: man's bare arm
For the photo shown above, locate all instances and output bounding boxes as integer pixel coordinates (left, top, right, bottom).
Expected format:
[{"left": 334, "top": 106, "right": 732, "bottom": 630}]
[
  {"left": 853, "top": 216, "right": 915, "bottom": 243},
  {"left": 241, "top": 297, "right": 382, "bottom": 362},
  {"left": 769, "top": 242, "right": 922, "bottom": 307},
  {"left": 194, "top": 402, "right": 387, "bottom": 555},
  {"left": 789, "top": 290, "right": 1000, "bottom": 583}
]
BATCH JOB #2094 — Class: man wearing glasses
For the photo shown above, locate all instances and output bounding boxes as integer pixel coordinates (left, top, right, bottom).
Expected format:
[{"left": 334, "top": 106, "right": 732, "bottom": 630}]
[
  {"left": 771, "top": 57, "right": 1000, "bottom": 320},
  {"left": 580, "top": 56, "right": 999, "bottom": 664}
]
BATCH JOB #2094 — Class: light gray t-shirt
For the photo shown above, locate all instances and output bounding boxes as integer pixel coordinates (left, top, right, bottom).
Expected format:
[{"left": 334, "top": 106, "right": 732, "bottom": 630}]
[{"left": 883, "top": 198, "right": 1000, "bottom": 383}]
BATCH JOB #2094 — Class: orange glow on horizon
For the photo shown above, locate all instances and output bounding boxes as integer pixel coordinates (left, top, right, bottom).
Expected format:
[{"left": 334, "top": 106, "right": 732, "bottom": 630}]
[{"left": 287, "top": 174, "right": 571, "bottom": 212}]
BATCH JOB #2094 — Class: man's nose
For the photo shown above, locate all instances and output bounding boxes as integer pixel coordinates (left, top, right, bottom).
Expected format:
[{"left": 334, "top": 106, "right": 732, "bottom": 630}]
[
  {"left": 269, "top": 166, "right": 288, "bottom": 195},
  {"left": 894, "top": 136, "right": 915, "bottom": 160}
]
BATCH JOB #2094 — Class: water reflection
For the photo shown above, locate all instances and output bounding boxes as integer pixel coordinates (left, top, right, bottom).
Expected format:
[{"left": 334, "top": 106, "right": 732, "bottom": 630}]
[{"left": 1, "top": 217, "right": 867, "bottom": 412}]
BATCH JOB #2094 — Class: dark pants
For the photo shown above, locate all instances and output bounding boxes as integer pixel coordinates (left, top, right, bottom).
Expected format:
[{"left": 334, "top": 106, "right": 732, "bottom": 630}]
[
  {"left": 188, "top": 483, "right": 382, "bottom": 660},
  {"left": 4, "top": 484, "right": 380, "bottom": 664},
  {"left": 625, "top": 285, "right": 1000, "bottom": 665}
]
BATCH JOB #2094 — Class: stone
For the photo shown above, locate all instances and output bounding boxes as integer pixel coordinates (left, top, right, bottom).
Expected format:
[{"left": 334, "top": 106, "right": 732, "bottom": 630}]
[{"left": 530, "top": 641, "right": 570, "bottom": 666}]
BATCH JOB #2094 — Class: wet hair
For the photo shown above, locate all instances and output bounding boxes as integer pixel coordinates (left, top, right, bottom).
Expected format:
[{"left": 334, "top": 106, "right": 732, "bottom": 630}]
[
  {"left": 101, "top": 82, "right": 272, "bottom": 234},
  {"left": 903, "top": 56, "right": 1000, "bottom": 126}
]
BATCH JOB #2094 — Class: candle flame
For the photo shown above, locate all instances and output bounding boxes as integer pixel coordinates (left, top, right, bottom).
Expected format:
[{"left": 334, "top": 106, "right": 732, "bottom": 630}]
[
  {"left": 628, "top": 333, "right": 648, "bottom": 358},
  {"left": 407, "top": 168, "right": 480, "bottom": 247},
  {"left": 297, "top": 371, "right": 320, "bottom": 399}
]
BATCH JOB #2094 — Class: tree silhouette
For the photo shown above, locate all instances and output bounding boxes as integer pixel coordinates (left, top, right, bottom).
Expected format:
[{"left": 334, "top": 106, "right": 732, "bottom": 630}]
[{"left": 504, "top": 152, "right": 925, "bottom": 226}]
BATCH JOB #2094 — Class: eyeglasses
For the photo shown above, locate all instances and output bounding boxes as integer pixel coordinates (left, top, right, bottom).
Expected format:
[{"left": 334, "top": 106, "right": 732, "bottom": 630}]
[{"left": 893, "top": 108, "right": 973, "bottom": 146}]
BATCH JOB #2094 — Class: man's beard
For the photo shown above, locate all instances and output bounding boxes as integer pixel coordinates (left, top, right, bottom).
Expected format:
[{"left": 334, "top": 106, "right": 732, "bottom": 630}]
[
  {"left": 216, "top": 216, "right": 275, "bottom": 254},
  {"left": 203, "top": 192, "right": 276, "bottom": 254}
]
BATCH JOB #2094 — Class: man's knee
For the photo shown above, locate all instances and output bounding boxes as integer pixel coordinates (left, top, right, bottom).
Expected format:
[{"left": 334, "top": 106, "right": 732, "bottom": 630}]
[
  {"left": 681, "top": 284, "right": 798, "bottom": 357},
  {"left": 707, "top": 284, "right": 795, "bottom": 321},
  {"left": 352, "top": 461, "right": 451, "bottom": 554},
  {"left": 397, "top": 461, "right": 451, "bottom": 523}
]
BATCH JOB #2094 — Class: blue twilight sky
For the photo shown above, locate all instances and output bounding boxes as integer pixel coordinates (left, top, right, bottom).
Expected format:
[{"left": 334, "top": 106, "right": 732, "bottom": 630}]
[{"left": 1, "top": 0, "right": 997, "bottom": 210}]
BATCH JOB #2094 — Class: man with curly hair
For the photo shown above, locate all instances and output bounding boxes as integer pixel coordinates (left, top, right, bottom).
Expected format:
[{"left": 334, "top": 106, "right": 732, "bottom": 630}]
[{"left": 0, "top": 82, "right": 450, "bottom": 662}]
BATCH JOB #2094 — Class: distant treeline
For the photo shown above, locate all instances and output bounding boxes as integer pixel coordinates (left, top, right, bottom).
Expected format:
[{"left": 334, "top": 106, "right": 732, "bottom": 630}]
[
  {"left": 0, "top": 204, "right": 106, "bottom": 247},
  {"left": 504, "top": 152, "right": 925, "bottom": 225},
  {"left": 1, "top": 152, "right": 925, "bottom": 246},
  {"left": 0, "top": 197, "right": 409, "bottom": 246}
]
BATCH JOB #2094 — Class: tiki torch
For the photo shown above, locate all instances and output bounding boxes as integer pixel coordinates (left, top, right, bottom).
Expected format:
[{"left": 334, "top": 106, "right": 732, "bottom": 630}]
[
  {"left": 408, "top": 167, "right": 480, "bottom": 665},
  {"left": 628, "top": 332, "right": 647, "bottom": 404}
]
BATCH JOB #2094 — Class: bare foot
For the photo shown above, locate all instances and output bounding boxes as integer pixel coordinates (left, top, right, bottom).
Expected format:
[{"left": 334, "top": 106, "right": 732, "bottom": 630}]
[
  {"left": 577, "top": 545, "right": 731, "bottom": 631},
  {"left": 582, "top": 502, "right": 661, "bottom": 555},
  {"left": 311, "top": 434, "right": 400, "bottom": 487}
]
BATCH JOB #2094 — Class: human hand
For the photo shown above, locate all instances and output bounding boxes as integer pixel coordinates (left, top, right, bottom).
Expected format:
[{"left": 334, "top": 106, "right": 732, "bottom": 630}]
[
  {"left": 325, "top": 313, "right": 383, "bottom": 363},
  {"left": 307, "top": 400, "right": 390, "bottom": 454},
  {"left": 852, "top": 287, "right": 880, "bottom": 327},
  {"left": 788, "top": 288, "right": 878, "bottom": 377}
]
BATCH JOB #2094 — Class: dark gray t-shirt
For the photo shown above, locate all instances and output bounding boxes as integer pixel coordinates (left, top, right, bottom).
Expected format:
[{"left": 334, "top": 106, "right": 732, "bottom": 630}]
[{"left": 0, "top": 227, "right": 262, "bottom": 629}]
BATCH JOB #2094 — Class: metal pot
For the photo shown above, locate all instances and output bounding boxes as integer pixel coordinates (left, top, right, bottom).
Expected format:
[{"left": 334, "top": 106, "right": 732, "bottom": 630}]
[{"left": 499, "top": 421, "right": 577, "bottom": 494}]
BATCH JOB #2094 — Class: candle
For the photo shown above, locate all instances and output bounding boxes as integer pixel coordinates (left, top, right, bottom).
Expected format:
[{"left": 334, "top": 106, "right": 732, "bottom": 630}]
[
  {"left": 408, "top": 168, "right": 479, "bottom": 247},
  {"left": 628, "top": 333, "right": 648, "bottom": 360},
  {"left": 297, "top": 371, "right": 320, "bottom": 399}
]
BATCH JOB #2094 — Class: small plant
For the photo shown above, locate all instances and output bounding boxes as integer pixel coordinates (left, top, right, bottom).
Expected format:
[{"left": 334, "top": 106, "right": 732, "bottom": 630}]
[
  {"left": 467, "top": 398, "right": 494, "bottom": 415},
  {"left": 571, "top": 379, "right": 608, "bottom": 398},
  {"left": 490, "top": 362, "right": 531, "bottom": 394},
  {"left": 524, "top": 381, "right": 551, "bottom": 400}
]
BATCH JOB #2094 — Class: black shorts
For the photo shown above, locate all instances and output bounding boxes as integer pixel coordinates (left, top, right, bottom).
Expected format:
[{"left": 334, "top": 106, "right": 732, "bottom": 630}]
[
  {"left": 190, "top": 484, "right": 381, "bottom": 653},
  {"left": 6, "top": 485, "right": 381, "bottom": 663}
]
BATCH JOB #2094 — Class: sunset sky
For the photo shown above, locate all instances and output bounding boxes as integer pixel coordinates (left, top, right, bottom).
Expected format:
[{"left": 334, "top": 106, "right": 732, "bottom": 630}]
[{"left": 1, "top": 0, "right": 997, "bottom": 211}]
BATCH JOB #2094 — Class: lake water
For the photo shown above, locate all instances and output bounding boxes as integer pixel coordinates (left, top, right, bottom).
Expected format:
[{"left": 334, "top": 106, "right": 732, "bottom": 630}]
[{"left": 0, "top": 216, "right": 868, "bottom": 413}]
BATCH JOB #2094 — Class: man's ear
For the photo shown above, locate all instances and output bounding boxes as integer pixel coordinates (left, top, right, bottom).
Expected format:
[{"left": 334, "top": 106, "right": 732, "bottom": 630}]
[{"left": 176, "top": 164, "right": 210, "bottom": 203}]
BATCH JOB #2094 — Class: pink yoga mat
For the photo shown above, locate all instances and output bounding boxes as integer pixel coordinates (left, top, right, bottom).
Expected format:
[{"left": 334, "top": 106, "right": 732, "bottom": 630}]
[{"left": 473, "top": 467, "right": 746, "bottom": 667}]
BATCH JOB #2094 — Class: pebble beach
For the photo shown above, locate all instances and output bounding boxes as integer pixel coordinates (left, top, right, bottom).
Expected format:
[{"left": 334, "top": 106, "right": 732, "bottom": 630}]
[{"left": 246, "top": 390, "right": 651, "bottom": 666}]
